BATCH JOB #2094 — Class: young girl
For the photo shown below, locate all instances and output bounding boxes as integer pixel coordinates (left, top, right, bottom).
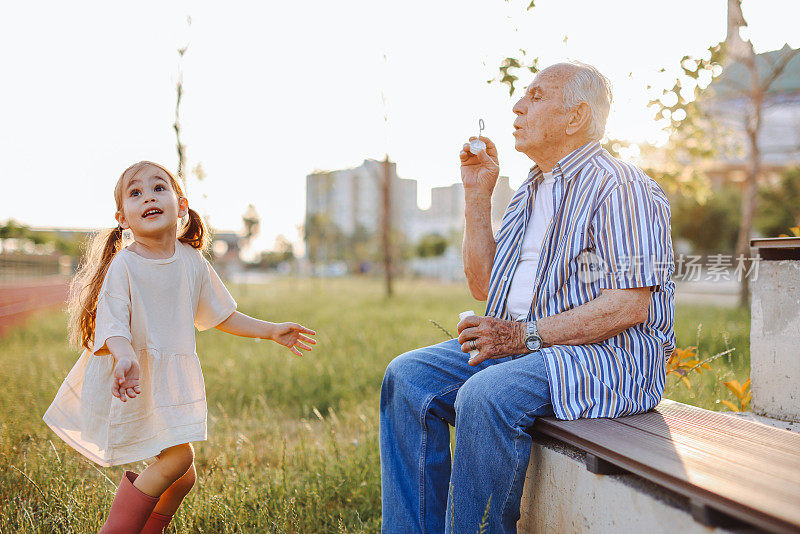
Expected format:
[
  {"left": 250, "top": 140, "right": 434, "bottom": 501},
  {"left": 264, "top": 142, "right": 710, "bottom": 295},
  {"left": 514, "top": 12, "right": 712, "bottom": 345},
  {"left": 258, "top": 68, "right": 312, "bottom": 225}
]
[{"left": 43, "top": 161, "right": 316, "bottom": 533}]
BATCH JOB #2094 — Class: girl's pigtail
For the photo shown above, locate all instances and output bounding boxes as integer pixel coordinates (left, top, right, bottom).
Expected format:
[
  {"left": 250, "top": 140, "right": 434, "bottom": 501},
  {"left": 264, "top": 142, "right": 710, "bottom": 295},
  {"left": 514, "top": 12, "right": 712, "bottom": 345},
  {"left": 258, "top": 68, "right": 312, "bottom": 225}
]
[
  {"left": 178, "top": 208, "right": 209, "bottom": 252},
  {"left": 67, "top": 226, "right": 124, "bottom": 351}
]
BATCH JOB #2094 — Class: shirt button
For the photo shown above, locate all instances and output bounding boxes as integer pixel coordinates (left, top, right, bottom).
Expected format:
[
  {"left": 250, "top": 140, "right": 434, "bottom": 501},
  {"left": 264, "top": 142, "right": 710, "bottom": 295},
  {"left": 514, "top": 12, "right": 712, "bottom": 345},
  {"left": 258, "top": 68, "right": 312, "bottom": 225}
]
[{"left": 502, "top": 275, "right": 508, "bottom": 281}]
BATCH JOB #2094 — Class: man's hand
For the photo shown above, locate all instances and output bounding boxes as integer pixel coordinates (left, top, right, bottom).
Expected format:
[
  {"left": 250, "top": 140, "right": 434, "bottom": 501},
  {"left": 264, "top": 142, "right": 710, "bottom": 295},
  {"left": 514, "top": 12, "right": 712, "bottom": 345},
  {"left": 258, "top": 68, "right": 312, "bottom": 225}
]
[
  {"left": 460, "top": 136, "right": 500, "bottom": 197},
  {"left": 457, "top": 315, "right": 526, "bottom": 366},
  {"left": 112, "top": 358, "right": 141, "bottom": 402}
]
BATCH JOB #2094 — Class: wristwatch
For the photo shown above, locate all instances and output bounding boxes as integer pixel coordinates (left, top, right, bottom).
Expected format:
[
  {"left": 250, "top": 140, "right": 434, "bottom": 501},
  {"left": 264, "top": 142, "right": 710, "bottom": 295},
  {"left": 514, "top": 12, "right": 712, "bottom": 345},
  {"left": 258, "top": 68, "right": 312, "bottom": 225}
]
[{"left": 524, "top": 321, "right": 543, "bottom": 352}]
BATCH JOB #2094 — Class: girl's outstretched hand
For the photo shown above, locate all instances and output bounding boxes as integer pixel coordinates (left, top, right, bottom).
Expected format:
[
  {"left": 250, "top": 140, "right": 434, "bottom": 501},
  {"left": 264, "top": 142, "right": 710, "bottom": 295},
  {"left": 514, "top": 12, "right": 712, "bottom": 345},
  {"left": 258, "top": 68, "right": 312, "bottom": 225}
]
[
  {"left": 270, "top": 323, "right": 316, "bottom": 357},
  {"left": 112, "top": 358, "right": 141, "bottom": 402}
]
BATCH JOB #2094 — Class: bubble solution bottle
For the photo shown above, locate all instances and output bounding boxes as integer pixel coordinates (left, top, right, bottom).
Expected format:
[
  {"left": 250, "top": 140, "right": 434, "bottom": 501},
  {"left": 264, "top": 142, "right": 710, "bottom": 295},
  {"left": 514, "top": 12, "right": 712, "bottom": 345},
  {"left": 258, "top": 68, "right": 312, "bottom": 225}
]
[{"left": 458, "top": 310, "right": 479, "bottom": 359}]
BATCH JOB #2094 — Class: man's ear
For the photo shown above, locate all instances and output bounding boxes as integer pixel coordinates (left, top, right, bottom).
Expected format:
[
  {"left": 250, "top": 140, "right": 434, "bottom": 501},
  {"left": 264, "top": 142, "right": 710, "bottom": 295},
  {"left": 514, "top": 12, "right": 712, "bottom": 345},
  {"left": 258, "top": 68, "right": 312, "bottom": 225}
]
[
  {"left": 565, "top": 102, "right": 591, "bottom": 136},
  {"left": 178, "top": 197, "right": 189, "bottom": 218},
  {"left": 115, "top": 211, "right": 129, "bottom": 230}
]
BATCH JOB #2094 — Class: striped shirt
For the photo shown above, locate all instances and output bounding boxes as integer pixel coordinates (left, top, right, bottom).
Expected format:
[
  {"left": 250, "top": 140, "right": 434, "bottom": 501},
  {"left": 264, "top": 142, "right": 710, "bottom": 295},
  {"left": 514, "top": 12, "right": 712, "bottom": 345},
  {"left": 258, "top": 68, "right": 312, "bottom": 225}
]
[{"left": 486, "top": 141, "right": 675, "bottom": 421}]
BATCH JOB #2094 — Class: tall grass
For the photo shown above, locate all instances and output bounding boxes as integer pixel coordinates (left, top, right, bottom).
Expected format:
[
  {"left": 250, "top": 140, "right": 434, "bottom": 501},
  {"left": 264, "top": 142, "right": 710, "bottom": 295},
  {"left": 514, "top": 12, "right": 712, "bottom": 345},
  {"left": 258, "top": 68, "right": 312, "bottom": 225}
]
[
  {"left": 0, "top": 278, "right": 749, "bottom": 532},
  {"left": 668, "top": 303, "right": 750, "bottom": 409}
]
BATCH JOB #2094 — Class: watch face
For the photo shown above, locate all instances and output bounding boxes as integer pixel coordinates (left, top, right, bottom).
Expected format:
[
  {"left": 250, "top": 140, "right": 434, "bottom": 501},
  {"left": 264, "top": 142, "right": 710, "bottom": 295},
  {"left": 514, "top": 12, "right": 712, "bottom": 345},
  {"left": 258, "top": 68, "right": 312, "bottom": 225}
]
[{"left": 526, "top": 337, "right": 542, "bottom": 351}]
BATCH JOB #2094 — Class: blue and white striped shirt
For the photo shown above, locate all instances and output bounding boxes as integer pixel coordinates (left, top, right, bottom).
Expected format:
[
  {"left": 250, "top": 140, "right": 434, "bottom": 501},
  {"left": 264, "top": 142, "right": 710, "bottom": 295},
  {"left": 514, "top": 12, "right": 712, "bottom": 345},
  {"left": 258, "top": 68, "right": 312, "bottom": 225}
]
[{"left": 486, "top": 141, "right": 675, "bottom": 420}]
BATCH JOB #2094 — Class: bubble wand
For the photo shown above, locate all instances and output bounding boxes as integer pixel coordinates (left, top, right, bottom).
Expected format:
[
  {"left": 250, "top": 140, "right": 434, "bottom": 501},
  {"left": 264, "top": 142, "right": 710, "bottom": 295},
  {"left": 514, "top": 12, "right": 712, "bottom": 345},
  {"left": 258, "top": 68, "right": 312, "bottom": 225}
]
[{"left": 468, "top": 119, "right": 486, "bottom": 155}]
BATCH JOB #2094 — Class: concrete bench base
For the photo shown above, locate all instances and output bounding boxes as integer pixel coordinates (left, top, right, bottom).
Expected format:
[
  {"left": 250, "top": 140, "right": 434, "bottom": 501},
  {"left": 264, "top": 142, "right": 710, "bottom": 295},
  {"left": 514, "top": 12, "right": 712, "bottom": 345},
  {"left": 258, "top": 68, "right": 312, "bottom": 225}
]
[{"left": 518, "top": 436, "right": 736, "bottom": 534}]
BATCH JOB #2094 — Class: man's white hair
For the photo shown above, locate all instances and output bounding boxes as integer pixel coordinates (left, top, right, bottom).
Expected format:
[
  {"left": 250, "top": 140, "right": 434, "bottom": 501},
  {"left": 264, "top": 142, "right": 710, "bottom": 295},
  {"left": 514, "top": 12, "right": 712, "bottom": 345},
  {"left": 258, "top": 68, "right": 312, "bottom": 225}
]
[{"left": 551, "top": 61, "right": 613, "bottom": 141}]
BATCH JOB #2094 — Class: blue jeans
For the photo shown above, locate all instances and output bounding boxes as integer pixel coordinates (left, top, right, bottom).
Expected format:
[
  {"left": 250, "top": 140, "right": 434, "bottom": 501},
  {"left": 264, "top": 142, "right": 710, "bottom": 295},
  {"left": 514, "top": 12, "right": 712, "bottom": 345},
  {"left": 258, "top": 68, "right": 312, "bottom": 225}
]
[{"left": 380, "top": 338, "right": 555, "bottom": 534}]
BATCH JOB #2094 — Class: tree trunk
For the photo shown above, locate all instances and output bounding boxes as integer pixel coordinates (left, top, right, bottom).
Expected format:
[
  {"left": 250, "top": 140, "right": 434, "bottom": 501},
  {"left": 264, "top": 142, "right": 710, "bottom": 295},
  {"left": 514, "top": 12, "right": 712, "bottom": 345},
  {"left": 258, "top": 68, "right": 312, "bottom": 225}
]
[
  {"left": 734, "top": 97, "right": 762, "bottom": 308},
  {"left": 382, "top": 156, "right": 393, "bottom": 298}
]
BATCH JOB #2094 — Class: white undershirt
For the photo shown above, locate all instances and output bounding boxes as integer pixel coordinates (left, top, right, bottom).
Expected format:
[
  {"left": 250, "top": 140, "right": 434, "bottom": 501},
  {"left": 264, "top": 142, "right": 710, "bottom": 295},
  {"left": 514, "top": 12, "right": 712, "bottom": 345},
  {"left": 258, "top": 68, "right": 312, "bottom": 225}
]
[{"left": 506, "top": 172, "right": 556, "bottom": 321}]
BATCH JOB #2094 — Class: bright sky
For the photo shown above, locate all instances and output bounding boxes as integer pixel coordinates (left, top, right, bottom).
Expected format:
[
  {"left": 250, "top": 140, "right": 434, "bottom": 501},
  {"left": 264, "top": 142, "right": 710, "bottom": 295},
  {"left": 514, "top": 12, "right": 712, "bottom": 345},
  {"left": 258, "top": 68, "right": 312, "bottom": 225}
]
[{"left": 2, "top": 0, "right": 798, "bottom": 253}]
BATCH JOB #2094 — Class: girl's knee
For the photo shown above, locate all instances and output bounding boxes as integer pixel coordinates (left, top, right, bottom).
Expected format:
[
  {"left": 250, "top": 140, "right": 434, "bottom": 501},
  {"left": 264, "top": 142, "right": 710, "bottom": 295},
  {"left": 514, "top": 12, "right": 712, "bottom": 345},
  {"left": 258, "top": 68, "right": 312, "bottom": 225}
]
[
  {"left": 159, "top": 443, "right": 195, "bottom": 480},
  {"left": 173, "top": 442, "right": 194, "bottom": 466}
]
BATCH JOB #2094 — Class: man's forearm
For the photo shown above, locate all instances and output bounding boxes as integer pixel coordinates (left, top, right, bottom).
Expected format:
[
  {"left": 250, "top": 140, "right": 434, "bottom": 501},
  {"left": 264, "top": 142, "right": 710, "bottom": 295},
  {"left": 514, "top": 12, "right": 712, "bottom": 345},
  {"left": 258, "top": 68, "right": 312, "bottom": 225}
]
[
  {"left": 457, "top": 289, "right": 650, "bottom": 365},
  {"left": 537, "top": 288, "right": 650, "bottom": 347},
  {"left": 462, "top": 192, "right": 496, "bottom": 300}
]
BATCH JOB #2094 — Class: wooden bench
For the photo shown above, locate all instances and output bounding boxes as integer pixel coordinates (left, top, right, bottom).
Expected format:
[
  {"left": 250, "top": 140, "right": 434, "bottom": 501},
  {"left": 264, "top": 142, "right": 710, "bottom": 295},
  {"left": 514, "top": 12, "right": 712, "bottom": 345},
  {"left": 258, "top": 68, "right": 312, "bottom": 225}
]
[{"left": 529, "top": 399, "right": 800, "bottom": 533}]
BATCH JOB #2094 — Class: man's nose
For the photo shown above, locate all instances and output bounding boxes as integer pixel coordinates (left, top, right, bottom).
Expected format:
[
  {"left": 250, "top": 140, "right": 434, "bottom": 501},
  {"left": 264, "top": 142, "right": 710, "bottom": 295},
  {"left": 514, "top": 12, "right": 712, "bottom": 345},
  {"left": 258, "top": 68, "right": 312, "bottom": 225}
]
[{"left": 512, "top": 99, "right": 524, "bottom": 116}]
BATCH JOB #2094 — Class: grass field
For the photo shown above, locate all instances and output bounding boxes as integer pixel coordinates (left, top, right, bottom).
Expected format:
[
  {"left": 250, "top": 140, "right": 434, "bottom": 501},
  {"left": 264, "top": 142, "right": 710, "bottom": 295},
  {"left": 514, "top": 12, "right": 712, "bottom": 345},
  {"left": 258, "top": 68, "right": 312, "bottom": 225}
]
[{"left": 0, "top": 278, "right": 750, "bottom": 533}]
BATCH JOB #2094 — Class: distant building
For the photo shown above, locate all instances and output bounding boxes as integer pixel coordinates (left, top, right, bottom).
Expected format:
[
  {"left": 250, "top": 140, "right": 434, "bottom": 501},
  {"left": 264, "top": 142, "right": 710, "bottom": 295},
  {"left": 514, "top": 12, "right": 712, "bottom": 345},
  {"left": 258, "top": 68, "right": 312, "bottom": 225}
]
[
  {"left": 210, "top": 230, "right": 244, "bottom": 279},
  {"left": 703, "top": 45, "right": 800, "bottom": 186},
  {"left": 306, "top": 159, "right": 418, "bottom": 240},
  {"left": 410, "top": 177, "right": 514, "bottom": 242},
  {"left": 305, "top": 159, "right": 515, "bottom": 252}
]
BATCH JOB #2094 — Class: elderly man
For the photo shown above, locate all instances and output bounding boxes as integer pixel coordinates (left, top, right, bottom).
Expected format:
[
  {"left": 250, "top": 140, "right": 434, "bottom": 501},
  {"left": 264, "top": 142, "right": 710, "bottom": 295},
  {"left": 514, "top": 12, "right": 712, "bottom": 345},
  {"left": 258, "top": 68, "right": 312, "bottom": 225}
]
[{"left": 379, "top": 61, "right": 675, "bottom": 534}]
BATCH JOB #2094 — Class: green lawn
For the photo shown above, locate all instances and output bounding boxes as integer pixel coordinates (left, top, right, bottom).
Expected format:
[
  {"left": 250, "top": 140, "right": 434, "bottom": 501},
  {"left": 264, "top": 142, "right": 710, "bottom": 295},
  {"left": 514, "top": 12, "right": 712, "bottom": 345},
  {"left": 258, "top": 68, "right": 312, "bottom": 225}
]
[{"left": 0, "top": 278, "right": 750, "bottom": 533}]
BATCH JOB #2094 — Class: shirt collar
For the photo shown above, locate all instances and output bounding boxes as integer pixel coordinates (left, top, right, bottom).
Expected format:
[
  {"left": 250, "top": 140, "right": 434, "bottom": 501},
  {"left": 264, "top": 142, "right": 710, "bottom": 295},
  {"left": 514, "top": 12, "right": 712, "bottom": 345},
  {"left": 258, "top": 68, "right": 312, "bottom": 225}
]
[{"left": 524, "top": 141, "right": 603, "bottom": 186}]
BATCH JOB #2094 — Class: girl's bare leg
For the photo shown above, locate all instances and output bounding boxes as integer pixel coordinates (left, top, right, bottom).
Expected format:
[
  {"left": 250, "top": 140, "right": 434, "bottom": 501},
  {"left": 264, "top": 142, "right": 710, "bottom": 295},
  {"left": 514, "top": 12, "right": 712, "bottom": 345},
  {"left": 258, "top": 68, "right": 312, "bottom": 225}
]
[
  {"left": 152, "top": 462, "right": 196, "bottom": 515},
  {"left": 134, "top": 443, "right": 195, "bottom": 498}
]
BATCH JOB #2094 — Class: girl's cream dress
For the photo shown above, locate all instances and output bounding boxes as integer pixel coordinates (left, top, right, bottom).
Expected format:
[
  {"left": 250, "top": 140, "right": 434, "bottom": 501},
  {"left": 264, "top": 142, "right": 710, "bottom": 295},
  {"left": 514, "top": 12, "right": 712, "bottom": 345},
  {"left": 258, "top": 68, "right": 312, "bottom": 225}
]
[{"left": 43, "top": 241, "right": 236, "bottom": 466}]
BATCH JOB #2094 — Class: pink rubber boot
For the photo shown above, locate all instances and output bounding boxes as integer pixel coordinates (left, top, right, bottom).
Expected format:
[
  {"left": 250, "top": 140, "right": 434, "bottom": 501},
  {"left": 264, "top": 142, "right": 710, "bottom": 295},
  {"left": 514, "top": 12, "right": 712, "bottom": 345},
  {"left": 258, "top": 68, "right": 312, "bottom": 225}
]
[
  {"left": 140, "top": 512, "right": 173, "bottom": 534},
  {"left": 98, "top": 471, "right": 159, "bottom": 533}
]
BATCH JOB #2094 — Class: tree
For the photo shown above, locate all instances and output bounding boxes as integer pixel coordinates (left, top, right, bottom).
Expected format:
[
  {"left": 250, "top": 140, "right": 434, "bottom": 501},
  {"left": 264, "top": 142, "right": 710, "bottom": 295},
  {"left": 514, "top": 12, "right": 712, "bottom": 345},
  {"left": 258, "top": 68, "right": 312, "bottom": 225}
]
[
  {"left": 0, "top": 220, "right": 30, "bottom": 241},
  {"left": 755, "top": 167, "right": 800, "bottom": 238},
  {"left": 381, "top": 156, "right": 393, "bottom": 297},
  {"left": 257, "top": 235, "right": 295, "bottom": 270},
  {"left": 669, "top": 187, "right": 742, "bottom": 255},
  {"left": 647, "top": 0, "right": 799, "bottom": 306},
  {"left": 494, "top": 0, "right": 798, "bottom": 307},
  {"left": 0, "top": 221, "right": 87, "bottom": 257},
  {"left": 172, "top": 16, "right": 207, "bottom": 195},
  {"left": 303, "top": 213, "right": 345, "bottom": 267},
  {"left": 241, "top": 204, "right": 260, "bottom": 244},
  {"left": 489, "top": 0, "right": 539, "bottom": 96},
  {"left": 380, "top": 54, "right": 395, "bottom": 298},
  {"left": 723, "top": 1, "right": 799, "bottom": 306},
  {"left": 491, "top": 53, "right": 539, "bottom": 96},
  {"left": 173, "top": 17, "right": 191, "bottom": 188},
  {"left": 345, "top": 224, "right": 378, "bottom": 273},
  {"left": 647, "top": 42, "right": 729, "bottom": 204},
  {"left": 416, "top": 233, "right": 449, "bottom": 258}
]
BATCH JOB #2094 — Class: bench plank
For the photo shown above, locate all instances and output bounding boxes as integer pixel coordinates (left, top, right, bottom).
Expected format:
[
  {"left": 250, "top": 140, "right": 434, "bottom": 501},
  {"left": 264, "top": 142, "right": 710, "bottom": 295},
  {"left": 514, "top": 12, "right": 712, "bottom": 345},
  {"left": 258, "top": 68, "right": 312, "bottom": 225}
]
[
  {"left": 533, "top": 399, "right": 800, "bottom": 533},
  {"left": 654, "top": 400, "right": 800, "bottom": 456},
  {"left": 613, "top": 410, "right": 800, "bottom": 479}
]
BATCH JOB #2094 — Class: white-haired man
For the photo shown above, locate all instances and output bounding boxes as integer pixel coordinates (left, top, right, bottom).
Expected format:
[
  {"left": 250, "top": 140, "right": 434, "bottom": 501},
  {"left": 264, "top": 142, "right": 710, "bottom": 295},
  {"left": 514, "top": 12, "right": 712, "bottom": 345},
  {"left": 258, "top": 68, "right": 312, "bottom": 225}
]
[{"left": 380, "top": 62, "right": 675, "bottom": 533}]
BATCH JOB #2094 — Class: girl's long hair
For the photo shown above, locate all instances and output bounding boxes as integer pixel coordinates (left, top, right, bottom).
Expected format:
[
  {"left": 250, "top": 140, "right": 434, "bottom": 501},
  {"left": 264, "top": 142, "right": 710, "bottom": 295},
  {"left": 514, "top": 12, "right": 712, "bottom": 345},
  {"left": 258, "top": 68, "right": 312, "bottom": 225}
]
[{"left": 68, "top": 161, "right": 209, "bottom": 351}]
